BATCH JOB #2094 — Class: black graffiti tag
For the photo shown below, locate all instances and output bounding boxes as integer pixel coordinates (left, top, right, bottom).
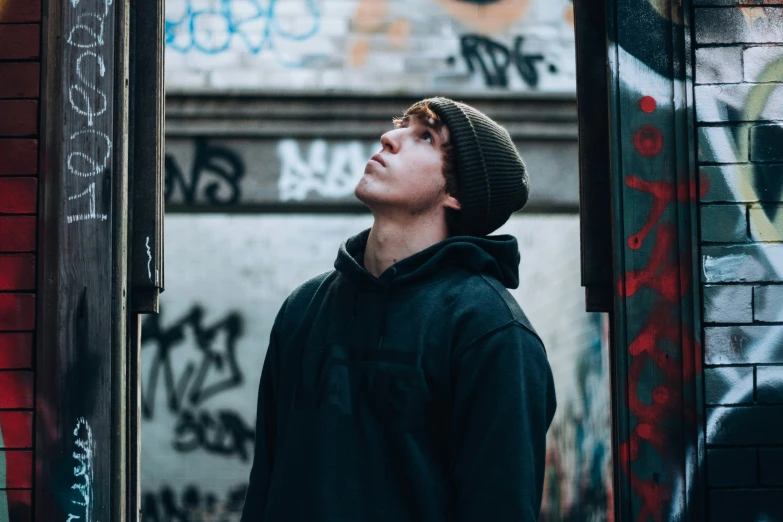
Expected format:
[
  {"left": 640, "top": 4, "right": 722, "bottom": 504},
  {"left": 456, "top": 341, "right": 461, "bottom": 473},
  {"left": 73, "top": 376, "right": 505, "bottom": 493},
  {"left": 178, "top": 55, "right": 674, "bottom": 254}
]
[
  {"left": 460, "top": 34, "right": 548, "bottom": 88},
  {"left": 142, "top": 483, "right": 248, "bottom": 522},
  {"left": 165, "top": 138, "right": 244, "bottom": 206},
  {"left": 174, "top": 409, "right": 255, "bottom": 462},
  {"left": 141, "top": 305, "right": 244, "bottom": 419}
]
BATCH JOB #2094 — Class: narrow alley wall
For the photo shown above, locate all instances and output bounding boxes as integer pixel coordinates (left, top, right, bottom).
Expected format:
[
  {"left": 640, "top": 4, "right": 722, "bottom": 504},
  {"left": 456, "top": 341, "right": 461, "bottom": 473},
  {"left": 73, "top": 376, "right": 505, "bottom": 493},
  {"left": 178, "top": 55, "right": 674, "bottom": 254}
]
[
  {"left": 0, "top": 1, "right": 40, "bottom": 520},
  {"left": 694, "top": 3, "right": 783, "bottom": 520},
  {"left": 144, "top": 0, "right": 609, "bottom": 520}
]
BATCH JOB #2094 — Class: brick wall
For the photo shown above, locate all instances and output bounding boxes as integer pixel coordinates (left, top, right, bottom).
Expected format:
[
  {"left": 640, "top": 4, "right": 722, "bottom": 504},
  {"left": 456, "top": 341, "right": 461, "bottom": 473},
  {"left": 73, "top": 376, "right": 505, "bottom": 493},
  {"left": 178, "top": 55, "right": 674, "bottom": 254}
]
[
  {"left": 163, "top": 0, "right": 576, "bottom": 93},
  {"left": 0, "top": 0, "right": 39, "bottom": 520},
  {"left": 694, "top": 1, "right": 783, "bottom": 520}
]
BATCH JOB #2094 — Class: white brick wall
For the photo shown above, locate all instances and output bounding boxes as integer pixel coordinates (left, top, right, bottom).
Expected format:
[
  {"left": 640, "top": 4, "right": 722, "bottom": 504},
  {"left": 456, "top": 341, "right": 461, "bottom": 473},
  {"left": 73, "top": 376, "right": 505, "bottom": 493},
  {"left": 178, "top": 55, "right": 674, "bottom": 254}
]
[{"left": 164, "top": 0, "right": 577, "bottom": 93}]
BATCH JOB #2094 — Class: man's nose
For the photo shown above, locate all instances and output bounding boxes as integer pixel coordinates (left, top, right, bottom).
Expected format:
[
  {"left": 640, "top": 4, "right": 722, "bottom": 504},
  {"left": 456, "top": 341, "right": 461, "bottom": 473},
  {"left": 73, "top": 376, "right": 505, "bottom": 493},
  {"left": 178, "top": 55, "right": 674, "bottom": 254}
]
[{"left": 380, "top": 128, "right": 403, "bottom": 154}]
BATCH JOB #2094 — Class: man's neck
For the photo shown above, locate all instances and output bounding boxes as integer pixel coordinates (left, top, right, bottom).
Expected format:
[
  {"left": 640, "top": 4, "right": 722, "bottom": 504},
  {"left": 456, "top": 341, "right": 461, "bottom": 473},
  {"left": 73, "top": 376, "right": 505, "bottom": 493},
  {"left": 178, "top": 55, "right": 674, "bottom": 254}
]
[{"left": 363, "top": 213, "right": 449, "bottom": 278}]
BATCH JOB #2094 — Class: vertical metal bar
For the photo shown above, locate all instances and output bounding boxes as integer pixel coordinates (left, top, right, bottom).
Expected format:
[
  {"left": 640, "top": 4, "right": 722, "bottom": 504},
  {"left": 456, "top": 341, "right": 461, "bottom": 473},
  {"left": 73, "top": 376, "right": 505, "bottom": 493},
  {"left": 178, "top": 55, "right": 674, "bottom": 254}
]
[{"left": 113, "top": 0, "right": 131, "bottom": 520}]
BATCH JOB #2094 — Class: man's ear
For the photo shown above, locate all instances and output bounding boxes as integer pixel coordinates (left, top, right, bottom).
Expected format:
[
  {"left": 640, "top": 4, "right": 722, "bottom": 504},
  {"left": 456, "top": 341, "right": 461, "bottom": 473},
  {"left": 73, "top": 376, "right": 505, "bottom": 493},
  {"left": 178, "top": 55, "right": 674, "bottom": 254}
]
[{"left": 444, "top": 194, "right": 461, "bottom": 211}]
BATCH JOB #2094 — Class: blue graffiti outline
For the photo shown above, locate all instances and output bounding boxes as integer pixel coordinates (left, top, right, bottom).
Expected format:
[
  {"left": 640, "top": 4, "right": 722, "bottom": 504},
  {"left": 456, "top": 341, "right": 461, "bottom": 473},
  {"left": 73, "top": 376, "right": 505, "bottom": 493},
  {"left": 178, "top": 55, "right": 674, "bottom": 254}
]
[{"left": 165, "top": 0, "right": 321, "bottom": 67}]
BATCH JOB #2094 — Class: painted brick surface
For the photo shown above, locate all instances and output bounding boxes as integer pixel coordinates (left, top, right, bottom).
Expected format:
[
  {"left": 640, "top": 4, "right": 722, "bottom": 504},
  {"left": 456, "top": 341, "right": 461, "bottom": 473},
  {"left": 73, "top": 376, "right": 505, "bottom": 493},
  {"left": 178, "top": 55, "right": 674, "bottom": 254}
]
[
  {"left": 696, "top": 7, "right": 783, "bottom": 44},
  {"left": 708, "top": 489, "right": 783, "bottom": 521},
  {"left": 702, "top": 244, "right": 783, "bottom": 282},
  {"left": 705, "top": 366, "right": 754, "bottom": 404},
  {"left": 0, "top": 25, "right": 40, "bottom": 60},
  {"left": 695, "top": 84, "right": 783, "bottom": 122},
  {"left": 706, "top": 447, "right": 757, "bottom": 486},
  {"left": 756, "top": 365, "right": 783, "bottom": 402},
  {"left": 0, "top": 101, "right": 37, "bottom": 137},
  {"left": 700, "top": 164, "right": 783, "bottom": 202},
  {"left": 0, "top": 334, "right": 32, "bottom": 370},
  {"left": 706, "top": 405, "right": 783, "bottom": 444},
  {"left": 0, "top": 295, "right": 35, "bottom": 331},
  {"left": 749, "top": 204, "right": 783, "bottom": 241},
  {"left": 0, "top": 0, "right": 41, "bottom": 22},
  {"left": 0, "top": 63, "right": 39, "bottom": 98},
  {"left": 759, "top": 448, "right": 783, "bottom": 485},
  {"left": 743, "top": 45, "right": 783, "bottom": 81},
  {"left": 162, "top": 0, "right": 576, "bottom": 93},
  {"left": 0, "top": 140, "right": 38, "bottom": 176},
  {"left": 0, "top": 413, "right": 32, "bottom": 449},
  {"left": 0, "top": 372, "right": 33, "bottom": 409},
  {"left": 697, "top": 125, "right": 750, "bottom": 163},
  {"left": 0, "top": 255, "right": 35, "bottom": 292},
  {"left": 703, "top": 285, "right": 753, "bottom": 323},
  {"left": 0, "top": 178, "right": 37, "bottom": 214},
  {"left": 754, "top": 284, "right": 783, "bottom": 321},
  {"left": 0, "top": 217, "right": 36, "bottom": 252},
  {"left": 699, "top": 204, "right": 748, "bottom": 243},
  {"left": 705, "top": 325, "right": 783, "bottom": 364},
  {"left": 750, "top": 124, "right": 783, "bottom": 162},
  {"left": 695, "top": 46, "right": 743, "bottom": 84}
]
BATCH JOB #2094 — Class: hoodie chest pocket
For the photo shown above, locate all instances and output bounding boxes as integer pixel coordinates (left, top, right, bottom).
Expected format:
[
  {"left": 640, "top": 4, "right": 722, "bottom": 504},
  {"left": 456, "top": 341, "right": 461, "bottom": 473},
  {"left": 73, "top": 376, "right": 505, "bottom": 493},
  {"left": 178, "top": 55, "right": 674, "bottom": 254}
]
[{"left": 309, "top": 346, "right": 432, "bottom": 428}]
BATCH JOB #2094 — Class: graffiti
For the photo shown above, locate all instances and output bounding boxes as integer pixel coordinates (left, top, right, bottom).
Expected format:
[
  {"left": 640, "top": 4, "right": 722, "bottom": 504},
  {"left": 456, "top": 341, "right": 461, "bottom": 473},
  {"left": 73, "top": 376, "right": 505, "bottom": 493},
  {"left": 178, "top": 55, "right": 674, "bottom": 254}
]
[
  {"left": 460, "top": 34, "right": 551, "bottom": 88},
  {"left": 277, "top": 139, "right": 373, "bottom": 201},
  {"left": 173, "top": 409, "right": 255, "bottom": 462},
  {"left": 540, "top": 314, "right": 612, "bottom": 522},
  {"left": 64, "top": 0, "right": 113, "bottom": 225},
  {"left": 67, "top": 418, "right": 96, "bottom": 522},
  {"left": 433, "top": 0, "right": 532, "bottom": 35},
  {"left": 141, "top": 305, "right": 254, "bottom": 460},
  {"left": 142, "top": 483, "right": 247, "bottom": 522},
  {"left": 141, "top": 305, "right": 244, "bottom": 419},
  {"left": 165, "top": 139, "right": 244, "bottom": 206},
  {"left": 165, "top": 0, "right": 321, "bottom": 66}
]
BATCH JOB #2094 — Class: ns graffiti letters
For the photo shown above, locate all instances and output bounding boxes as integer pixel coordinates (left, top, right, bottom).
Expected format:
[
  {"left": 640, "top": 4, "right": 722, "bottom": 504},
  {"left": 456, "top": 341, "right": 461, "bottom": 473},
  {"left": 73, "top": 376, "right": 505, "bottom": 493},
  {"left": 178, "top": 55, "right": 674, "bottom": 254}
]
[{"left": 165, "top": 139, "right": 244, "bottom": 206}]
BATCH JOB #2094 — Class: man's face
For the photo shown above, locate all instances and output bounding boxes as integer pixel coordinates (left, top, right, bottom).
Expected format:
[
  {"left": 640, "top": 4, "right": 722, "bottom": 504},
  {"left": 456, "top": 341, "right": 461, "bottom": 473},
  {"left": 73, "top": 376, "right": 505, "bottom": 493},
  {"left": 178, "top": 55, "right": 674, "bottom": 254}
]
[{"left": 354, "top": 116, "right": 456, "bottom": 215}]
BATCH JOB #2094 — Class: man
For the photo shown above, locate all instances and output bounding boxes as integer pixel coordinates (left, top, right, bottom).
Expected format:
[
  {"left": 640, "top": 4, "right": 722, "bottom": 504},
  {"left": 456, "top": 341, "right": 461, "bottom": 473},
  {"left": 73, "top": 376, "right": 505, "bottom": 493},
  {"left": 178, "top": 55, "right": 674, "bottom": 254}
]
[{"left": 241, "top": 97, "right": 557, "bottom": 522}]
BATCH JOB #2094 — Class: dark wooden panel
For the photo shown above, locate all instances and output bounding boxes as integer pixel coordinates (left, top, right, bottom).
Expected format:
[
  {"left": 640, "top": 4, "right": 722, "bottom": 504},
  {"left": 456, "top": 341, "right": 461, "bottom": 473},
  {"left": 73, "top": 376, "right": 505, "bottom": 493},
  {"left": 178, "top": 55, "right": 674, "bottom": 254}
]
[
  {"left": 0, "top": 255, "right": 35, "bottom": 291},
  {"left": 0, "top": 178, "right": 37, "bottom": 213},
  {"left": 0, "top": 140, "right": 37, "bottom": 175},
  {"left": 0, "top": 63, "right": 39, "bottom": 98},
  {"left": 0, "top": 101, "right": 37, "bottom": 136},
  {"left": 0, "top": 25, "right": 40, "bottom": 60},
  {"left": 0, "top": 0, "right": 41, "bottom": 23}
]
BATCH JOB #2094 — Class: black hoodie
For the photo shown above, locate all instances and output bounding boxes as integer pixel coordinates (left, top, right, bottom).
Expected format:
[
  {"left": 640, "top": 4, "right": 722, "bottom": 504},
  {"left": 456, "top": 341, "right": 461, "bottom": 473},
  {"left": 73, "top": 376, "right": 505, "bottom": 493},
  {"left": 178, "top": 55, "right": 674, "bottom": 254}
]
[{"left": 241, "top": 229, "right": 557, "bottom": 522}]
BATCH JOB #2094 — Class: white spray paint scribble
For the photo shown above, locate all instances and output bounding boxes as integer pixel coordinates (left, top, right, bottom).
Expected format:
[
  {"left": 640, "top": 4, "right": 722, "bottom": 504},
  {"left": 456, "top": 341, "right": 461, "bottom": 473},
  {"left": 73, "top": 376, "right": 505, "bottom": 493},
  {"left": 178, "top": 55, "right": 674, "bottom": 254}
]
[
  {"left": 277, "top": 140, "right": 376, "bottom": 201},
  {"left": 67, "top": 417, "right": 95, "bottom": 522},
  {"left": 146, "top": 236, "right": 153, "bottom": 282},
  {"left": 65, "top": 0, "right": 113, "bottom": 225}
]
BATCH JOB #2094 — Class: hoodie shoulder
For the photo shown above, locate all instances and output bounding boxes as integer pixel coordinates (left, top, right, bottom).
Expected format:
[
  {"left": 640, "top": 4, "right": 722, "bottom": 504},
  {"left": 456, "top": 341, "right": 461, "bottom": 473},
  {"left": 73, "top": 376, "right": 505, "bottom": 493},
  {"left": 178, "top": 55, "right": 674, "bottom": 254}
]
[
  {"left": 446, "top": 270, "right": 541, "bottom": 351},
  {"left": 280, "top": 269, "right": 336, "bottom": 333}
]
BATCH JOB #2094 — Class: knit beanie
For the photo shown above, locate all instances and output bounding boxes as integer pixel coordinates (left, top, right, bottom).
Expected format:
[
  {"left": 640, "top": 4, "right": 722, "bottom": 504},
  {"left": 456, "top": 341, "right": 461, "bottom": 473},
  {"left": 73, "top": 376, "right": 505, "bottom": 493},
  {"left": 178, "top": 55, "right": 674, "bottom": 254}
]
[{"left": 408, "top": 97, "right": 529, "bottom": 237}]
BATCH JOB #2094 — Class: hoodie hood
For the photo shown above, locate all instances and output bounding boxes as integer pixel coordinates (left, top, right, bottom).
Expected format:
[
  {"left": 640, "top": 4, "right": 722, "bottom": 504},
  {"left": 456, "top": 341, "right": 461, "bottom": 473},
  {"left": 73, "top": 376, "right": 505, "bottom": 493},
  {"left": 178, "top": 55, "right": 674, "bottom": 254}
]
[{"left": 334, "top": 228, "right": 521, "bottom": 289}]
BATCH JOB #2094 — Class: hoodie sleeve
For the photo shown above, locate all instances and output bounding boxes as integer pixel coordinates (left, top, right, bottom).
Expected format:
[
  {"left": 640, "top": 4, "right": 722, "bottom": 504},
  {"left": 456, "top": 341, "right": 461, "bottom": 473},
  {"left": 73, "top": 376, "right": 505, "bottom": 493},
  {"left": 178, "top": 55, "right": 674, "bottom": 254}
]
[
  {"left": 450, "top": 322, "right": 557, "bottom": 522},
  {"left": 240, "top": 302, "right": 287, "bottom": 522}
]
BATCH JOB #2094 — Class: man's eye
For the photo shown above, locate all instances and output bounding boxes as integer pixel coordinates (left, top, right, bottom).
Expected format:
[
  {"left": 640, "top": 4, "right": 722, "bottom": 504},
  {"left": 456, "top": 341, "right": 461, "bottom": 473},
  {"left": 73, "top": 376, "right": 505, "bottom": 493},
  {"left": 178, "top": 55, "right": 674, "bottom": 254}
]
[{"left": 422, "top": 132, "right": 433, "bottom": 143}]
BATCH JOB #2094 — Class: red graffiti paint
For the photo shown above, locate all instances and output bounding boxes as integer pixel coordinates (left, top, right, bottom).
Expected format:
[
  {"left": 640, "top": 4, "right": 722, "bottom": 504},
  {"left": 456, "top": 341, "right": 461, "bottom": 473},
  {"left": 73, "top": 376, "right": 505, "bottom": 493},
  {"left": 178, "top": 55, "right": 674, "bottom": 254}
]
[
  {"left": 625, "top": 174, "right": 709, "bottom": 250},
  {"left": 620, "top": 224, "right": 690, "bottom": 302},
  {"left": 639, "top": 96, "right": 657, "bottom": 114},
  {"left": 633, "top": 125, "right": 663, "bottom": 157}
]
